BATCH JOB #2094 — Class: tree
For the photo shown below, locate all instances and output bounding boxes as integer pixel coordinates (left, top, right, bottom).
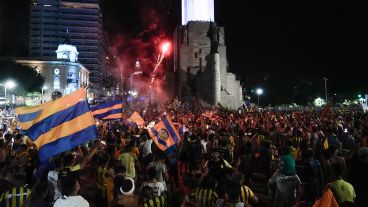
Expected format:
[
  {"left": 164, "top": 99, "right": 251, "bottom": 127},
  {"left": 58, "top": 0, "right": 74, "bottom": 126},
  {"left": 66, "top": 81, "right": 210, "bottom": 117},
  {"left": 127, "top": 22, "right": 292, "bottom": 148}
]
[{"left": 0, "top": 61, "right": 44, "bottom": 95}]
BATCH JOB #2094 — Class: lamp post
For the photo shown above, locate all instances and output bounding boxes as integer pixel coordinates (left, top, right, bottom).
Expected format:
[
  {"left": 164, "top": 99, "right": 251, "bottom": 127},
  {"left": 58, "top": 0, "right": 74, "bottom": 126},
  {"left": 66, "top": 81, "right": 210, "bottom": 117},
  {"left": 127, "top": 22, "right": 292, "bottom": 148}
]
[
  {"left": 256, "top": 88, "right": 263, "bottom": 106},
  {"left": 324, "top": 78, "right": 328, "bottom": 104},
  {"left": 42, "top": 85, "right": 48, "bottom": 103},
  {"left": 0, "top": 80, "right": 17, "bottom": 104}
]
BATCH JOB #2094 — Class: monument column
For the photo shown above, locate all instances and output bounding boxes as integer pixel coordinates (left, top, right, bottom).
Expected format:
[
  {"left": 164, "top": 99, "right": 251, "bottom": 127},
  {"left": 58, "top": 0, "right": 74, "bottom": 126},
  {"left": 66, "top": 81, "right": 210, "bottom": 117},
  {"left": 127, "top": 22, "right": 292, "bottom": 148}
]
[{"left": 213, "top": 53, "right": 221, "bottom": 105}]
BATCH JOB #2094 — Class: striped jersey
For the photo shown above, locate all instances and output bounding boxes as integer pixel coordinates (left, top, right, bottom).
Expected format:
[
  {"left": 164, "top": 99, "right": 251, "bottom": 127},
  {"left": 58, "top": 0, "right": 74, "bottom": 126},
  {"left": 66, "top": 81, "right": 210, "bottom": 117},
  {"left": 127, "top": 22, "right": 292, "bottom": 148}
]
[
  {"left": 143, "top": 196, "right": 167, "bottom": 207},
  {"left": 240, "top": 185, "right": 255, "bottom": 205},
  {"left": 0, "top": 186, "right": 31, "bottom": 207},
  {"left": 190, "top": 187, "right": 218, "bottom": 207},
  {"left": 293, "top": 136, "right": 303, "bottom": 147}
]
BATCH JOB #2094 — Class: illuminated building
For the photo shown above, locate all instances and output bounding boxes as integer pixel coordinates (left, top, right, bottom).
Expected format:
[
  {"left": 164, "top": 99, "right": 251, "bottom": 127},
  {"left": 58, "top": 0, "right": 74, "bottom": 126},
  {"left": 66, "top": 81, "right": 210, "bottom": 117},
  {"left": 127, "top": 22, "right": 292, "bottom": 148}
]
[
  {"left": 130, "top": 58, "right": 144, "bottom": 94},
  {"left": 29, "top": 0, "right": 103, "bottom": 87},
  {"left": 16, "top": 40, "right": 89, "bottom": 101}
]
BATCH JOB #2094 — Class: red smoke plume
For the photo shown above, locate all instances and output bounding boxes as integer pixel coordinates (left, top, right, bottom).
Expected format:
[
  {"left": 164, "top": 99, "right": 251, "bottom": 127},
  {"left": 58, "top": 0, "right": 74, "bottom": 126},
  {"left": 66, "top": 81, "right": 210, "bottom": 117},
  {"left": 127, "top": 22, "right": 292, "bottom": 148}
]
[{"left": 104, "top": 0, "right": 173, "bottom": 104}]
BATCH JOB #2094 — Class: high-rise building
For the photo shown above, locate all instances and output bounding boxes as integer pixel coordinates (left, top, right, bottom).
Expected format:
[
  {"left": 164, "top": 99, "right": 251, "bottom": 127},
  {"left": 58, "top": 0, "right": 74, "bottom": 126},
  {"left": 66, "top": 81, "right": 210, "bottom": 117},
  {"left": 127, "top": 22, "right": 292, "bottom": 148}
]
[{"left": 29, "top": 0, "right": 103, "bottom": 86}]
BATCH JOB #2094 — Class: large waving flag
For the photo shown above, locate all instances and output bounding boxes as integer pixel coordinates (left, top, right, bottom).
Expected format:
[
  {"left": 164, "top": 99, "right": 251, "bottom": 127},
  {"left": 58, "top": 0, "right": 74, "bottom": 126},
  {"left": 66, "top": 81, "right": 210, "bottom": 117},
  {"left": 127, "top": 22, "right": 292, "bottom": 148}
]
[
  {"left": 127, "top": 111, "right": 145, "bottom": 126},
  {"left": 15, "top": 89, "right": 97, "bottom": 162},
  {"left": 148, "top": 116, "right": 181, "bottom": 151},
  {"left": 91, "top": 100, "right": 123, "bottom": 120}
]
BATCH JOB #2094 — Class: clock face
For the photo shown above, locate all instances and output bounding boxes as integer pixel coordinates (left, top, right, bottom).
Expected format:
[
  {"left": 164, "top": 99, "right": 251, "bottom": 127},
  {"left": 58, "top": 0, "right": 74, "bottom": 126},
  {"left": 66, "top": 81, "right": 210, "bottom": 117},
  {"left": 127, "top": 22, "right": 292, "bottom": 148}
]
[{"left": 54, "top": 68, "right": 60, "bottom": 75}]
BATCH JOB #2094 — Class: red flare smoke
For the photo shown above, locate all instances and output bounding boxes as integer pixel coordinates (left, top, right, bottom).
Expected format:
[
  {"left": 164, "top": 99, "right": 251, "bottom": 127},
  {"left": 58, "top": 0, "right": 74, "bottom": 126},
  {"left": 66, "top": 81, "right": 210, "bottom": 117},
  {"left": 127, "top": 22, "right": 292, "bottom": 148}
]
[{"left": 149, "top": 41, "right": 171, "bottom": 88}]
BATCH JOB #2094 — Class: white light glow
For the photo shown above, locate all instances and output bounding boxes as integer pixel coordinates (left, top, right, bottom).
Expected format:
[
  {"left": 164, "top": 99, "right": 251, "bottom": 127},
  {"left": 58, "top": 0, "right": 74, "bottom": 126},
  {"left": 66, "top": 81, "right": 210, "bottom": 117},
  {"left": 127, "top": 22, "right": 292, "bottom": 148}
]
[
  {"left": 182, "top": 0, "right": 215, "bottom": 25},
  {"left": 161, "top": 42, "right": 170, "bottom": 55},
  {"left": 314, "top": 97, "right": 325, "bottom": 107},
  {"left": 5, "top": 80, "right": 16, "bottom": 89},
  {"left": 256, "top": 88, "right": 263, "bottom": 95},
  {"left": 131, "top": 91, "right": 138, "bottom": 97}
]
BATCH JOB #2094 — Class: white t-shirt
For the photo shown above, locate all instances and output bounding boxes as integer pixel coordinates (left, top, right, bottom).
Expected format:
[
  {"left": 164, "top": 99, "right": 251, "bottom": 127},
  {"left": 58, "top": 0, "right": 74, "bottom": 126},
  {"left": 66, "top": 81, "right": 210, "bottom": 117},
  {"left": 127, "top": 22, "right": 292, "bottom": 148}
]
[
  {"left": 147, "top": 161, "right": 168, "bottom": 183},
  {"left": 201, "top": 140, "right": 208, "bottom": 153},
  {"left": 141, "top": 181, "right": 166, "bottom": 196},
  {"left": 21, "top": 136, "right": 28, "bottom": 145},
  {"left": 141, "top": 139, "right": 153, "bottom": 158},
  {"left": 48, "top": 170, "right": 62, "bottom": 200},
  {"left": 53, "top": 195, "right": 89, "bottom": 207}
]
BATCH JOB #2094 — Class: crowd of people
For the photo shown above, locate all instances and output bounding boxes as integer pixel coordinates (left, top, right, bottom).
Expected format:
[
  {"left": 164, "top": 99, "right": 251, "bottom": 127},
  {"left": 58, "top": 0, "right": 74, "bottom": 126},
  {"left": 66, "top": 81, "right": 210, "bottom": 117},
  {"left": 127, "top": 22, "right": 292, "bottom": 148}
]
[{"left": 0, "top": 102, "right": 367, "bottom": 207}]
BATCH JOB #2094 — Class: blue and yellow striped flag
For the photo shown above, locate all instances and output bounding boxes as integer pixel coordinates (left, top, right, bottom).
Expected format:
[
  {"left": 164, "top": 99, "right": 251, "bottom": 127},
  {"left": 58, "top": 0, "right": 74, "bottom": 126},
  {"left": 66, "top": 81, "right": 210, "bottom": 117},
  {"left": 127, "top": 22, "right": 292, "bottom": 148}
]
[
  {"left": 148, "top": 116, "right": 181, "bottom": 151},
  {"left": 91, "top": 100, "right": 123, "bottom": 120},
  {"left": 15, "top": 88, "right": 97, "bottom": 162}
]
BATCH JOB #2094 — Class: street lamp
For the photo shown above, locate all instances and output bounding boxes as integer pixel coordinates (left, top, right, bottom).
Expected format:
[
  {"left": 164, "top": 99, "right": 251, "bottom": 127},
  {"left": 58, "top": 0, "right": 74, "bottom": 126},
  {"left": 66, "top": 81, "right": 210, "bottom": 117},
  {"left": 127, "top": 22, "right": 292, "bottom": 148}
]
[
  {"left": 42, "top": 85, "right": 48, "bottom": 103},
  {"left": 0, "top": 80, "right": 17, "bottom": 104},
  {"left": 324, "top": 78, "right": 328, "bottom": 104},
  {"left": 256, "top": 88, "right": 263, "bottom": 106}
]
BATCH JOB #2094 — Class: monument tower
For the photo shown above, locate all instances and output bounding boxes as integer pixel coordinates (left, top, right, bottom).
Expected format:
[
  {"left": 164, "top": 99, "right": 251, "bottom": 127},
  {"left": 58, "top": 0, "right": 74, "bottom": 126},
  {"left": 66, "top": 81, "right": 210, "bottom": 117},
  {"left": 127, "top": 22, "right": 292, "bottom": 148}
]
[{"left": 172, "top": 0, "right": 244, "bottom": 109}]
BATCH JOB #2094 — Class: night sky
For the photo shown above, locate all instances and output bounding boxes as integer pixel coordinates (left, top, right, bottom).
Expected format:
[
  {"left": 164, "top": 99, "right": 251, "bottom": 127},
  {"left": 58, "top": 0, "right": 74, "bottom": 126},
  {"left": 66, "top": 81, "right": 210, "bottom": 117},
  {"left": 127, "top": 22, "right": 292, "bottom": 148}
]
[{"left": 1, "top": 0, "right": 367, "bottom": 104}]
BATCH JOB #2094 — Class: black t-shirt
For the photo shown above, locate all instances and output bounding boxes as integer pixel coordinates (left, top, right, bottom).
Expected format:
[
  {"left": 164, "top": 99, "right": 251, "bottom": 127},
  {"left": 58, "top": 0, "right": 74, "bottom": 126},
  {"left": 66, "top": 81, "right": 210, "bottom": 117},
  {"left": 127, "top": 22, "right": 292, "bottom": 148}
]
[
  {"left": 239, "top": 154, "right": 253, "bottom": 177},
  {"left": 208, "top": 160, "right": 227, "bottom": 178},
  {"left": 0, "top": 179, "right": 11, "bottom": 195},
  {"left": 189, "top": 141, "right": 202, "bottom": 162}
]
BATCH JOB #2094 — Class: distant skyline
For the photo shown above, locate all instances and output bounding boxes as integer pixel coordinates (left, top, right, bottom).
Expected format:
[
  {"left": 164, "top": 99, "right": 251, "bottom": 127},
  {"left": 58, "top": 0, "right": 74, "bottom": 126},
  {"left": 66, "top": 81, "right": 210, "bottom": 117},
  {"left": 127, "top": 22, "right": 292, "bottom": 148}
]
[{"left": 1, "top": 0, "right": 367, "bottom": 104}]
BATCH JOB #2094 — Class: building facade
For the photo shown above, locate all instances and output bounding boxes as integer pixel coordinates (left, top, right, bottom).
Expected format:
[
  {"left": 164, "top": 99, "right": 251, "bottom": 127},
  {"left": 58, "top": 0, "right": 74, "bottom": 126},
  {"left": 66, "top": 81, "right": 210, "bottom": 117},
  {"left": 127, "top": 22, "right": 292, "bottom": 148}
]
[
  {"left": 172, "top": 0, "right": 243, "bottom": 109},
  {"left": 29, "top": 0, "right": 103, "bottom": 86},
  {"left": 17, "top": 42, "right": 89, "bottom": 101}
]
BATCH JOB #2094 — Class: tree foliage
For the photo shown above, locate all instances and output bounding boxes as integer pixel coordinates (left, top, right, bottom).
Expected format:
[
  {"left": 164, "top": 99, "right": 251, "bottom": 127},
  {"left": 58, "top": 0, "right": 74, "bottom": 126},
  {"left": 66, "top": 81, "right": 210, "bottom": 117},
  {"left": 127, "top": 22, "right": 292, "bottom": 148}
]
[{"left": 0, "top": 61, "right": 44, "bottom": 95}]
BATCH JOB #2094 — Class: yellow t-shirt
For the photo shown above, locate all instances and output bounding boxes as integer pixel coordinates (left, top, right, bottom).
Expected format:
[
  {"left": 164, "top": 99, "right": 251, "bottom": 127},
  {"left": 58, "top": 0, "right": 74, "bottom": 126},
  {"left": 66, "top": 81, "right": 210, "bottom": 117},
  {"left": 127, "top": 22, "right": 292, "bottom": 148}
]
[
  {"left": 70, "top": 164, "right": 81, "bottom": 171},
  {"left": 289, "top": 146, "right": 297, "bottom": 158},
  {"left": 329, "top": 179, "right": 356, "bottom": 204},
  {"left": 118, "top": 153, "right": 137, "bottom": 178}
]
